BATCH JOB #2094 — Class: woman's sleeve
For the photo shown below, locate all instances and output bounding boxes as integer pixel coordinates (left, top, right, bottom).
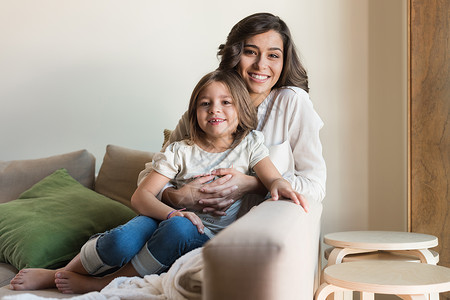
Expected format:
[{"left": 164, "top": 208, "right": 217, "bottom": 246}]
[
  {"left": 288, "top": 91, "right": 327, "bottom": 204},
  {"left": 137, "top": 111, "right": 190, "bottom": 186}
]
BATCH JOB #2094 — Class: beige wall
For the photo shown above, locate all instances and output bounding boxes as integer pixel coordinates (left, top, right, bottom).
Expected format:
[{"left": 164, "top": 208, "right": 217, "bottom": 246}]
[
  {"left": 368, "top": 0, "right": 407, "bottom": 231},
  {"left": 0, "top": 0, "right": 407, "bottom": 243}
]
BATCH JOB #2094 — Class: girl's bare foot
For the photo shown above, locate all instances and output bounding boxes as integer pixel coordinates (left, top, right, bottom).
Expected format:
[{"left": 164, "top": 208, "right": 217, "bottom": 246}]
[
  {"left": 9, "top": 268, "right": 57, "bottom": 291},
  {"left": 55, "top": 271, "right": 111, "bottom": 294}
]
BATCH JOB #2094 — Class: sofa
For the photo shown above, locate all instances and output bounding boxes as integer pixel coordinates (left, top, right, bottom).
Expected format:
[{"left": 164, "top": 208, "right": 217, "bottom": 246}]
[{"left": 0, "top": 144, "right": 323, "bottom": 300}]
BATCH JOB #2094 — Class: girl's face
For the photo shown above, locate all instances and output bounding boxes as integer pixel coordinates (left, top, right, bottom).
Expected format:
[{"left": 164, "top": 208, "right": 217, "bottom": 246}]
[
  {"left": 236, "top": 30, "right": 284, "bottom": 106},
  {"left": 196, "top": 81, "right": 238, "bottom": 145}
]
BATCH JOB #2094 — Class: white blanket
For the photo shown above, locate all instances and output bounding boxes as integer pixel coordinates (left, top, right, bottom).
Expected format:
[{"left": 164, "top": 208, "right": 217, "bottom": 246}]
[{"left": 2, "top": 248, "right": 203, "bottom": 300}]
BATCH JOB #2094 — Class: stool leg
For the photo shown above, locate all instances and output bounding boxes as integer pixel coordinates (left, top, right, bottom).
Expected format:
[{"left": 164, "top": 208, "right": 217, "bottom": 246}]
[
  {"left": 315, "top": 283, "right": 335, "bottom": 300},
  {"left": 360, "top": 292, "right": 374, "bottom": 300},
  {"left": 326, "top": 248, "right": 374, "bottom": 300},
  {"left": 343, "top": 291, "right": 353, "bottom": 300},
  {"left": 332, "top": 291, "right": 353, "bottom": 300},
  {"left": 392, "top": 249, "right": 437, "bottom": 265},
  {"left": 327, "top": 248, "right": 377, "bottom": 265},
  {"left": 429, "top": 293, "right": 439, "bottom": 300},
  {"left": 315, "top": 283, "right": 351, "bottom": 300},
  {"left": 397, "top": 295, "right": 428, "bottom": 300},
  {"left": 328, "top": 291, "right": 352, "bottom": 300}
]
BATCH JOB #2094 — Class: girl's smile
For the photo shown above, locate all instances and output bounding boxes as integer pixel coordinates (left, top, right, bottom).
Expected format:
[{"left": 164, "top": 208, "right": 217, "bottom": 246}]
[{"left": 208, "top": 118, "right": 226, "bottom": 125}]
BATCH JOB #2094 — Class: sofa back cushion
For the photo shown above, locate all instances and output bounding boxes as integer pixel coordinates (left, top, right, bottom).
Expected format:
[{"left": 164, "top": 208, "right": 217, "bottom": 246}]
[
  {"left": 95, "top": 145, "right": 154, "bottom": 209},
  {"left": 0, "top": 149, "right": 95, "bottom": 203}
]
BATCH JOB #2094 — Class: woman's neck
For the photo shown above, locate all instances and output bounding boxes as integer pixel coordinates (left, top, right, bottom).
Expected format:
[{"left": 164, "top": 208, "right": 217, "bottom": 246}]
[{"left": 250, "top": 90, "right": 271, "bottom": 107}]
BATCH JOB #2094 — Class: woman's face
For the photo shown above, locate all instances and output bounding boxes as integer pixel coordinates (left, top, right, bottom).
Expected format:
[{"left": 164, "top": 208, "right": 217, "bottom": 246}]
[{"left": 236, "top": 30, "right": 284, "bottom": 106}]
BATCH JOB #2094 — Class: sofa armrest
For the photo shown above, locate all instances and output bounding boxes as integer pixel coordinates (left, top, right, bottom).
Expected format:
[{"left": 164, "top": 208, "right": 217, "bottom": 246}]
[{"left": 202, "top": 199, "right": 322, "bottom": 300}]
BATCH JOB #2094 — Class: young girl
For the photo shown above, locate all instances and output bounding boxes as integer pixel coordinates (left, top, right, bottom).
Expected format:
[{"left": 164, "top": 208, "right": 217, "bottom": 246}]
[{"left": 9, "top": 70, "right": 308, "bottom": 294}]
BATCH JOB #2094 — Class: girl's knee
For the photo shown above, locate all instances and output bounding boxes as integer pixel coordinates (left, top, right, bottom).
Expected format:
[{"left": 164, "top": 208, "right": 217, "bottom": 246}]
[
  {"left": 96, "top": 217, "right": 159, "bottom": 266},
  {"left": 146, "top": 217, "right": 209, "bottom": 266},
  {"left": 158, "top": 216, "right": 199, "bottom": 239},
  {"left": 96, "top": 232, "right": 137, "bottom": 265},
  {"left": 150, "top": 216, "right": 208, "bottom": 250}
]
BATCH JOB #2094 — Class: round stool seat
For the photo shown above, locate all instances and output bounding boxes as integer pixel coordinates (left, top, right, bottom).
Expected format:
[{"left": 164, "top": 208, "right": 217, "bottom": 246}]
[
  {"left": 323, "top": 260, "right": 450, "bottom": 295},
  {"left": 324, "top": 247, "right": 439, "bottom": 263},
  {"left": 324, "top": 231, "right": 438, "bottom": 251}
]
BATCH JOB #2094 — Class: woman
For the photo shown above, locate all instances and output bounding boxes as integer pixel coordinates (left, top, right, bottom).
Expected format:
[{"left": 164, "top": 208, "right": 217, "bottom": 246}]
[
  {"left": 9, "top": 12, "right": 325, "bottom": 294},
  {"left": 155, "top": 12, "right": 326, "bottom": 214}
]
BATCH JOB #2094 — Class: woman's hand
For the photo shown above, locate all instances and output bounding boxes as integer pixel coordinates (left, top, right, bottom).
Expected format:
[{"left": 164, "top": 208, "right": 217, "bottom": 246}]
[
  {"left": 162, "top": 168, "right": 265, "bottom": 216},
  {"left": 162, "top": 174, "right": 235, "bottom": 215},
  {"left": 199, "top": 168, "right": 258, "bottom": 213},
  {"left": 270, "top": 178, "right": 309, "bottom": 212},
  {"left": 168, "top": 210, "right": 205, "bottom": 234},
  {"left": 162, "top": 174, "right": 217, "bottom": 209}
]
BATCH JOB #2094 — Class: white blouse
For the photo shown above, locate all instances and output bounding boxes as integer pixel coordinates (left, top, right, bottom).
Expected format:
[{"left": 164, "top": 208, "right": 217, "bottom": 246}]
[{"left": 256, "top": 87, "right": 326, "bottom": 204}]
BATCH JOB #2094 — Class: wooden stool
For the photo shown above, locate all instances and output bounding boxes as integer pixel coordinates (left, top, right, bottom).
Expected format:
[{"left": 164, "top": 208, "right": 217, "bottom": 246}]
[
  {"left": 322, "top": 231, "right": 439, "bottom": 300},
  {"left": 324, "top": 247, "right": 440, "bottom": 264},
  {"left": 324, "top": 231, "right": 438, "bottom": 265},
  {"left": 315, "top": 260, "right": 450, "bottom": 300}
]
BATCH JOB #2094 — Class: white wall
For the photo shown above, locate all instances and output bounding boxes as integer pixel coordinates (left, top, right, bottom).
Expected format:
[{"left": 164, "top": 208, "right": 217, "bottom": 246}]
[{"left": 0, "top": 0, "right": 407, "bottom": 239}]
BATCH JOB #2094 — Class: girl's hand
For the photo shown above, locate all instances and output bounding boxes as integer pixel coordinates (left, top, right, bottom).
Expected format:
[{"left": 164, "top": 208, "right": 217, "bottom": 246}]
[
  {"left": 270, "top": 178, "right": 309, "bottom": 212},
  {"left": 168, "top": 210, "right": 205, "bottom": 234}
]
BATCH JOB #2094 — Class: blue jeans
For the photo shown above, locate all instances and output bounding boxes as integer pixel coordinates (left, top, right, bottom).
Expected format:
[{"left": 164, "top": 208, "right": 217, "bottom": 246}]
[{"left": 83, "top": 215, "right": 209, "bottom": 276}]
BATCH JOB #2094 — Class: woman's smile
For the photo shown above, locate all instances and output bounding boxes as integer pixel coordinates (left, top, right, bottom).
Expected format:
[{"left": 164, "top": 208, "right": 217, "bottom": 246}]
[{"left": 249, "top": 72, "right": 270, "bottom": 82}]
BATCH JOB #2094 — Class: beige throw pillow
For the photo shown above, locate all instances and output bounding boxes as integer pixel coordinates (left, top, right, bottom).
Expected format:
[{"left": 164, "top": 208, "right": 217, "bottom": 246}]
[{"left": 95, "top": 145, "right": 155, "bottom": 209}]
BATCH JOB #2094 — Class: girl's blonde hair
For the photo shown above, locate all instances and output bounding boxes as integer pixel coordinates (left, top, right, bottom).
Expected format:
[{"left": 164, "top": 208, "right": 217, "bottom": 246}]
[{"left": 188, "top": 70, "right": 257, "bottom": 147}]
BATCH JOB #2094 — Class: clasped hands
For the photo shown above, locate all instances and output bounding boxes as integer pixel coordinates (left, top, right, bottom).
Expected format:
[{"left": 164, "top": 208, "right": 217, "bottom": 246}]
[
  {"left": 163, "top": 167, "right": 243, "bottom": 216},
  {"left": 162, "top": 167, "right": 308, "bottom": 216}
]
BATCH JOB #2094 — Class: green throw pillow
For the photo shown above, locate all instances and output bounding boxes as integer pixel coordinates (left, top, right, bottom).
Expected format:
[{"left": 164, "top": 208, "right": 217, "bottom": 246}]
[{"left": 0, "top": 168, "right": 137, "bottom": 270}]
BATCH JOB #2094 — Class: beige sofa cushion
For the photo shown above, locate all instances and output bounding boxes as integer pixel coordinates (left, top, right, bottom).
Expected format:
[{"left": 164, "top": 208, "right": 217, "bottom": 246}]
[
  {"left": 0, "top": 150, "right": 95, "bottom": 204},
  {"left": 95, "top": 145, "right": 155, "bottom": 209},
  {"left": 0, "top": 285, "right": 75, "bottom": 298},
  {"left": 0, "top": 263, "right": 17, "bottom": 288}
]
